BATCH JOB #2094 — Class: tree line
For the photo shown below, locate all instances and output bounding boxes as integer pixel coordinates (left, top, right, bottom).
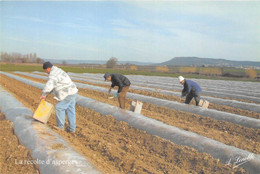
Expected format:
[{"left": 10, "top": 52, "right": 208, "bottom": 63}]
[{"left": 0, "top": 52, "right": 44, "bottom": 63}]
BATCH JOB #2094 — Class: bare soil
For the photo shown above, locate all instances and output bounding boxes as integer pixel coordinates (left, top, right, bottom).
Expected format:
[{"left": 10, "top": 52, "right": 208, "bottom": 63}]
[
  {"left": 0, "top": 74, "right": 248, "bottom": 173},
  {"left": 78, "top": 89, "right": 260, "bottom": 154},
  {"left": 12, "top": 73, "right": 260, "bottom": 153},
  {"left": 0, "top": 113, "right": 39, "bottom": 174}
]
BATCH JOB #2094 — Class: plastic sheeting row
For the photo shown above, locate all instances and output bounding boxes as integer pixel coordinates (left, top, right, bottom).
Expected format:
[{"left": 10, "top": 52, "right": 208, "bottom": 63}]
[
  {"left": 1, "top": 72, "right": 259, "bottom": 173},
  {"left": 67, "top": 72, "right": 260, "bottom": 103},
  {"left": 11, "top": 72, "right": 260, "bottom": 129},
  {"left": 18, "top": 72, "right": 260, "bottom": 113},
  {"left": 114, "top": 73, "right": 260, "bottom": 93},
  {"left": 34, "top": 71, "right": 260, "bottom": 97},
  {"left": 65, "top": 72, "right": 260, "bottom": 97},
  {"left": 126, "top": 74, "right": 260, "bottom": 93},
  {"left": 63, "top": 72, "right": 259, "bottom": 113},
  {"left": 0, "top": 86, "right": 100, "bottom": 174}
]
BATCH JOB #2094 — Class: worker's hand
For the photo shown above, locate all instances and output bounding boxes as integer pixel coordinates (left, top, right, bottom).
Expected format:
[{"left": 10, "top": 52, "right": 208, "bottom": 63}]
[
  {"left": 40, "top": 95, "right": 46, "bottom": 101},
  {"left": 114, "top": 93, "right": 119, "bottom": 98}
]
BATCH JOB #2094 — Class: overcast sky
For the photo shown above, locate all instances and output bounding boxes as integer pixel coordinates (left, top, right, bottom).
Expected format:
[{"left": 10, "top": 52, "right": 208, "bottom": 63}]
[{"left": 1, "top": 1, "right": 259, "bottom": 63}]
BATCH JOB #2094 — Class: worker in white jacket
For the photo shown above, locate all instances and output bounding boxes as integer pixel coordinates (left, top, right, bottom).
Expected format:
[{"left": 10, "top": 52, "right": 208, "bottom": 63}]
[{"left": 40, "top": 62, "right": 78, "bottom": 133}]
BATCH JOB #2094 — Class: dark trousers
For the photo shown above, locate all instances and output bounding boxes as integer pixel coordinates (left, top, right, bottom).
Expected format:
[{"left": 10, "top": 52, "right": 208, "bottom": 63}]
[
  {"left": 185, "top": 91, "right": 200, "bottom": 106},
  {"left": 118, "top": 86, "right": 130, "bottom": 109}
]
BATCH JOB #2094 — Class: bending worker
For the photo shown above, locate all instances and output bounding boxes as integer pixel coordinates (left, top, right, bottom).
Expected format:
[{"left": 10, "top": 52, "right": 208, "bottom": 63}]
[
  {"left": 178, "top": 76, "right": 201, "bottom": 106},
  {"left": 40, "top": 61, "right": 78, "bottom": 133},
  {"left": 104, "top": 72, "right": 131, "bottom": 109}
]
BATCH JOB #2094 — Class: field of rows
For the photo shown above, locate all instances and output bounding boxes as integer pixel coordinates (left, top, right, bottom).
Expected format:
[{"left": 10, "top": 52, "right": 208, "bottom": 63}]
[{"left": 0, "top": 71, "right": 259, "bottom": 174}]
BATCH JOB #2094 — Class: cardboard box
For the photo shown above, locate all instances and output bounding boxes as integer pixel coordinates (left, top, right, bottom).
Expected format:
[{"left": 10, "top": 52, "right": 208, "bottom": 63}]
[
  {"left": 130, "top": 100, "right": 143, "bottom": 114},
  {"left": 33, "top": 100, "right": 54, "bottom": 124},
  {"left": 199, "top": 99, "right": 209, "bottom": 109}
]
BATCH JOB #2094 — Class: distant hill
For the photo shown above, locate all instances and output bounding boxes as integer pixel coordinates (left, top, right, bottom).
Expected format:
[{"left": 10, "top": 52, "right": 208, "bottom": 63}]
[{"left": 159, "top": 57, "right": 260, "bottom": 68}]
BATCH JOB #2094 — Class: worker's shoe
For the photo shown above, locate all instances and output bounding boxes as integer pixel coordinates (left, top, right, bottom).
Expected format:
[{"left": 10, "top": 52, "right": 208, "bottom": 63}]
[{"left": 66, "top": 127, "right": 75, "bottom": 133}]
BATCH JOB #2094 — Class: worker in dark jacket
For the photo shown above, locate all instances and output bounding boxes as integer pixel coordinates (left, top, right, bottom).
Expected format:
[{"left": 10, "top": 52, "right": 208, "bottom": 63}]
[
  {"left": 104, "top": 73, "right": 131, "bottom": 109},
  {"left": 178, "top": 76, "right": 201, "bottom": 106}
]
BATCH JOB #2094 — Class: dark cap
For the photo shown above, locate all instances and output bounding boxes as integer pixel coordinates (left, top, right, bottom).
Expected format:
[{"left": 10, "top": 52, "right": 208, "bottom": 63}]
[
  {"left": 104, "top": 72, "right": 110, "bottom": 81},
  {"left": 43, "top": 61, "right": 53, "bottom": 69}
]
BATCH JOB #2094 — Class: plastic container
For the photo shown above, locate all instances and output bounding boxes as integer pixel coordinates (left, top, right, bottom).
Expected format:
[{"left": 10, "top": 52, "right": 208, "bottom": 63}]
[{"left": 33, "top": 100, "right": 54, "bottom": 124}]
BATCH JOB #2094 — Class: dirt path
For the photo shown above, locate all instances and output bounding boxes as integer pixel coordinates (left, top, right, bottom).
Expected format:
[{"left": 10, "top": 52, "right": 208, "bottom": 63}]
[
  {"left": 0, "top": 74, "right": 248, "bottom": 173},
  {"left": 78, "top": 89, "right": 260, "bottom": 154},
  {"left": 0, "top": 113, "right": 39, "bottom": 174},
  {"left": 12, "top": 73, "right": 260, "bottom": 154}
]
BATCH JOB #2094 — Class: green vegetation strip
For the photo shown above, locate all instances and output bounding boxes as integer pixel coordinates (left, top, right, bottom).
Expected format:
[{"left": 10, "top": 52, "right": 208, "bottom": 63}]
[{"left": 1, "top": 63, "right": 259, "bottom": 82}]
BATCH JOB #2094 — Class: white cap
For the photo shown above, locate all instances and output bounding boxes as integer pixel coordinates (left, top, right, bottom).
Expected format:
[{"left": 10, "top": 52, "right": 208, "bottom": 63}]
[{"left": 178, "top": 76, "right": 185, "bottom": 82}]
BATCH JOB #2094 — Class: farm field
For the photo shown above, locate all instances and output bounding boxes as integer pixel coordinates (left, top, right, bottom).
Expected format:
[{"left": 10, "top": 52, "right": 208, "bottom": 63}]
[
  {"left": 2, "top": 0, "right": 260, "bottom": 173},
  {"left": 0, "top": 70, "right": 259, "bottom": 173}
]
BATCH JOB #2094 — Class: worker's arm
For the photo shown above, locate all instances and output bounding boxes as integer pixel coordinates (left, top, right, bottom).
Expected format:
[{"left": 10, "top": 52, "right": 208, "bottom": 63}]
[
  {"left": 109, "top": 81, "right": 115, "bottom": 93},
  {"left": 181, "top": 82, "right": 189, "bottom": 97},
  {"left": 181, "top": 89, "right": 187, "bottom": 97},
  {"left": 108, "top": 86, "right": 113, "bottom": 93},
  {"left": 108, "top": 85, "right": 119, "bottom": 98},
  {"left": 40, "top": 78, "right": 56, "bottom": 99}
]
